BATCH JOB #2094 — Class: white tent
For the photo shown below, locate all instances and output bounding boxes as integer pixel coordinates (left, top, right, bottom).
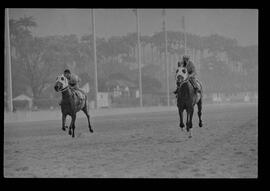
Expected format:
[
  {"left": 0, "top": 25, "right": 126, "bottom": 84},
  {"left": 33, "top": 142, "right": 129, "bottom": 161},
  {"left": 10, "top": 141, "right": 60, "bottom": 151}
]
[
  {"left": 13, "top": 94, "right": 33, "bottom": 109},
  {"left": 13, "top": 94, "right": 32, "bottom": 101}
]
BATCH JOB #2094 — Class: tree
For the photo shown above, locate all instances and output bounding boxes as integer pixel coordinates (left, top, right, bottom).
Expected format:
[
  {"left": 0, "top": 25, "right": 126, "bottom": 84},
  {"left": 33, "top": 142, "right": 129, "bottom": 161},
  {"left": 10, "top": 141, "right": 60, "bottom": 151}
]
[
  {"left": 21, "top": 37, "right": 61, "bottom": 99},
  {"left": 9, "top": 16, "right": 38, "bottom": 97},
  {"left": 9, "top": 17, "right": 82, "bottom": 100},
  {"left": 122, "top": 32, "right": 137, "bottom": 58}
]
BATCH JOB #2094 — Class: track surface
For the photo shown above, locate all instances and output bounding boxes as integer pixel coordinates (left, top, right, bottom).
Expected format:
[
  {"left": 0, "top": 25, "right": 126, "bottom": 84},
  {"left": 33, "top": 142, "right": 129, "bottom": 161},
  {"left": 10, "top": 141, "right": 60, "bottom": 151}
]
[{"left": 4, "top": 103, "right": 258, "bottom": 178}]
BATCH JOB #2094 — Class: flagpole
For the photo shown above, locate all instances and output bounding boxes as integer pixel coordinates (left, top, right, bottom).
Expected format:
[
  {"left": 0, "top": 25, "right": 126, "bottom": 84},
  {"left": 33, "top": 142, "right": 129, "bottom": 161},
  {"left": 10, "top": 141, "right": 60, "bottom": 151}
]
[
  {"left": 163, "top": 9, "right": 170, "bottom": 106},
  {"left": 182, "top": 16, "right": 187, "bottom": 55},
  {"left": 91, "top": 9, "right": 98, "bottom": 109},
  {"left": 5, "top": 8, "right": 13, "bottom": 112},
  {"left": 134, "top": 9, "right": 143, "bottom": 107}
]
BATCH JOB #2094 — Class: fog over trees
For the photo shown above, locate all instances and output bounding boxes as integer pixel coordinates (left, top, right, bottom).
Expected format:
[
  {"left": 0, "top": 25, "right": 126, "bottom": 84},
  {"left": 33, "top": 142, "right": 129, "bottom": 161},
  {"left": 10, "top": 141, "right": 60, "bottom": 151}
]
[{"left": 6, "top": 15, "right": 258, "bottom": 104}]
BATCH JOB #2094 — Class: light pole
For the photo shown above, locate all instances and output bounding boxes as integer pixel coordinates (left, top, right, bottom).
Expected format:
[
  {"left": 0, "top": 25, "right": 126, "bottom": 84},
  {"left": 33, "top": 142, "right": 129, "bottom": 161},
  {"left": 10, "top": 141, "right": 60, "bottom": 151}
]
[
  {"left": 134, "top": 9, "right": 143, "bottom": 107},
  {"left": 5, "top": 8, "right": 13, "bottom": 112},
  {"left": 162, "top": 9, "right": 170, "bottom": 106},
  {"left": 91, "top": 9, "right": 98, "bottom": 109},
  {"left": 182, "top": 15, "right": 187, "bottom": 55}
]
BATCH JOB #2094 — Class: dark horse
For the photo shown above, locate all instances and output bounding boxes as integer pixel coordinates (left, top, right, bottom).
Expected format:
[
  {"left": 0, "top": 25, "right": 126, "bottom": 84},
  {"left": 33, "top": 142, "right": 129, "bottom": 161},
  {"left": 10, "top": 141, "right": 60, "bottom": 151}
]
[
  {"left": 176, "top": 66, "right": 203, "bottom": 138},
  {"left": 54, "top": 74, "right": 93, "bottom": 138}
]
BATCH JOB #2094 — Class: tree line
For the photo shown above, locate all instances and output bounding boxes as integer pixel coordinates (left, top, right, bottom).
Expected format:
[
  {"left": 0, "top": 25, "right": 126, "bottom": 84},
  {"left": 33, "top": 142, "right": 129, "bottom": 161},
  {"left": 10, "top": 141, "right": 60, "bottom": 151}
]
[{"left": 6, "top": 16, "right": 258, "bottom": 101}]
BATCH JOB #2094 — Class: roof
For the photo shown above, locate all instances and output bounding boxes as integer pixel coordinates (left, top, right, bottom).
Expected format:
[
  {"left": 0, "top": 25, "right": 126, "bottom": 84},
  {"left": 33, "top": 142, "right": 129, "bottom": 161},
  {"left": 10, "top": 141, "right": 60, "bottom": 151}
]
[{"left": 13, "top": 94, "right": 32, "bottom": 101}]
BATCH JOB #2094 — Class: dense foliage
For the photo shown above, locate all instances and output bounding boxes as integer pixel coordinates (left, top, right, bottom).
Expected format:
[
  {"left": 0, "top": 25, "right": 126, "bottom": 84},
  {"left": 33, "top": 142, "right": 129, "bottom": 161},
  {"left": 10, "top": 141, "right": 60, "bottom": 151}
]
[{"left": 6, "top": 16, "right": 258, "bottom": 102}]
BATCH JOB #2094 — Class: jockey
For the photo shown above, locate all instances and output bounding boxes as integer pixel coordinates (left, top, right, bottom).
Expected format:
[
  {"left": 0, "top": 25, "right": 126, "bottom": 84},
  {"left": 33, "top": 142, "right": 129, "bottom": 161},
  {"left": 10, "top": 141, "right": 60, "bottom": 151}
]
[
  {"left": 173, "top": 55, "right": 201, "bottom": 95},
  {"left": 63, "top": 69, "right": 85, "bottom": 95},
  {"left": 59, "top": 69, "right": 85, "bottom": 106}
]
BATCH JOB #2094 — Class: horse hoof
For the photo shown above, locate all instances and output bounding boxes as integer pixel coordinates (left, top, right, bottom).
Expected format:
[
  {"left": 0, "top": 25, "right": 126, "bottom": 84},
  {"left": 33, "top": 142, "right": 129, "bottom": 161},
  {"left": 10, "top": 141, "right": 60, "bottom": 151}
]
[
  {"left": 199, "top": 123, "right": 203, "bottom": 127},
  {"left": 62, "top": 126, "right": 68, "bottom": 131},
  {"left": 89, "top": 129, "right": 94, "bottom": 133}
]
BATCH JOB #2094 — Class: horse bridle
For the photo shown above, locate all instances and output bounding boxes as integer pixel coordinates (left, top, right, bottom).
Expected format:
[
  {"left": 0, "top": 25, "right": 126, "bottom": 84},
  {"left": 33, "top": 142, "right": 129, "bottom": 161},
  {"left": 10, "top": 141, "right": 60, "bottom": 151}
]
[
  {"left": 59, "top": 85, "right": 69, "bottom": 92},
  {"left": 55, "top": 75, "right": 69, "bottom": 92},
  {"left": 177, "top": 77, "right": 190, "bottom": 90}
]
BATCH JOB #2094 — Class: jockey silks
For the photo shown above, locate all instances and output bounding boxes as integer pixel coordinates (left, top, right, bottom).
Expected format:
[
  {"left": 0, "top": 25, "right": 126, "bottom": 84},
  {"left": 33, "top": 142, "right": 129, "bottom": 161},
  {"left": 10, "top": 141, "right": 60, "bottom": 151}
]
[{"left": 67, "top": 73, "right": 80, "bottom": 87}]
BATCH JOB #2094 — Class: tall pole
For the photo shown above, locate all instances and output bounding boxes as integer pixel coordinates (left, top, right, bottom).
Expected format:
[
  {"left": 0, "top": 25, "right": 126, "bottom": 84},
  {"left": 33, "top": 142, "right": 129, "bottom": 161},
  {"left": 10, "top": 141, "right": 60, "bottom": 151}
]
[
  {"left": 134, "top": 9, "right": 143, "bottom": 107},
  {"left": 197, "top": 50, "right": 201, "bottom": 77},
  {"left": 163, "top": 9, "right": 170, "bottom": 106},
  {"left": 5, "top": 8, "right": 13, "bottom": 112},
  {"left": 182, "top": 16, "right": 187, "bottom": 55},
  {"left": 91, "top": 9, "right": 98, "bottom": 109},
  {"left": 192, "top": 48, "right": 195, "bottom": 62}
]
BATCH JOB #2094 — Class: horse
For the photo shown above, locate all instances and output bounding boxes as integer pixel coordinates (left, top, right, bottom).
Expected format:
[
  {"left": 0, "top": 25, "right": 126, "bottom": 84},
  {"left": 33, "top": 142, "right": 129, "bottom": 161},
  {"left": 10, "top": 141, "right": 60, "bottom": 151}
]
[
  {"left": 175, "top": 66, "right": 203, "bottom": 138},
  {"left": 54, "top": 74, "right": 93, "bottom": 138}
]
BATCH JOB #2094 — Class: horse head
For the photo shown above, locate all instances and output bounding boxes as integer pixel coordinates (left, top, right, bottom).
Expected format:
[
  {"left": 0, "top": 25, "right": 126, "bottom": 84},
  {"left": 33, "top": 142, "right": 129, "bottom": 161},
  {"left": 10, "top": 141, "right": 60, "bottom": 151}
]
[
  {"left": 176, "top": 66, "right": 188, "bottom": 83},
  {"left": 54, "top": 74, "right": 69, "bottom": 92}
]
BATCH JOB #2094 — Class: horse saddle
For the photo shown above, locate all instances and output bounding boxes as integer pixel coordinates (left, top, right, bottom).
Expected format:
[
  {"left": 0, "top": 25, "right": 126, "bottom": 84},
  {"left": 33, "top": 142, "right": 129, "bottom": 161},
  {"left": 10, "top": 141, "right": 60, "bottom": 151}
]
[
  {"left": 195, "top": 79, "right": 202, "bottom": 93},
  {"left": 70, "top": 88, "right": 85, "bottom": 102},
  {"left": 76, "top": 91, "right": 84, "bottom": 100},
  {"left": 194, "top": 79, "right": 202, "bottom": 103}
]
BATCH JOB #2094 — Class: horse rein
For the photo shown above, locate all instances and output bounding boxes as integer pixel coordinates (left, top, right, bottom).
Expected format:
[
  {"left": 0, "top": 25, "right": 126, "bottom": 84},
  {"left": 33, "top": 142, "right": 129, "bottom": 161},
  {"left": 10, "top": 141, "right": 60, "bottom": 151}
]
[
  {"left": 177, "top": 78, "right": 190, "bottom": 89},
  {"left": 57, "top": 85, "right": 69, "bottom": 92},
  {"left": 55, "top": 76, "right": 69, "bottom": 93}
]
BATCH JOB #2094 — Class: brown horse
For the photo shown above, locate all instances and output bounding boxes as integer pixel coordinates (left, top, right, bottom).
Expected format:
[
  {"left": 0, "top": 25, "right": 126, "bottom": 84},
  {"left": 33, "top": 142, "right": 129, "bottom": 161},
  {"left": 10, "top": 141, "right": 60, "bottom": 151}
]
[
  {"left": 54, "top": 74, "right": 93, "bottom": 138},
  {"left": 176, "top": 66, "right": 203, "bottom": 138}
]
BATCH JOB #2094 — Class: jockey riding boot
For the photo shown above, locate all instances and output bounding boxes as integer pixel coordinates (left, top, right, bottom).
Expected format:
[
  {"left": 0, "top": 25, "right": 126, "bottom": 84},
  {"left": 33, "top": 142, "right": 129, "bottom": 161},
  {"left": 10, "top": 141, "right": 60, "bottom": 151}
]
[
  {"left": 173, "top": 89, "right": 177, "bottom": 95},
  {"left": 193, "top": 84, "right": 201, "bottom": 95},
  {"left": 174, "top": 87, "right": 180, "bottom": 95},
  {"left": 189, "top": 78, "right": 200, "bottom": 94},
  {"left": 194, "top": 84, "right": 201, "bottom": 94},
  {"left": 194, "top": 86, "right": 199, "bottom": 93},
  {"left": 194, "top": 86, "right": 202, "bottom": 102},
  {"left": 174, "top": 87, "right": 180, "bottom": 99},
  {"left": 74, "top": 87, "right": 85, "bottom": 103},
  {"left": 174, "top": 81, "right": 181, "bottom": 95}
]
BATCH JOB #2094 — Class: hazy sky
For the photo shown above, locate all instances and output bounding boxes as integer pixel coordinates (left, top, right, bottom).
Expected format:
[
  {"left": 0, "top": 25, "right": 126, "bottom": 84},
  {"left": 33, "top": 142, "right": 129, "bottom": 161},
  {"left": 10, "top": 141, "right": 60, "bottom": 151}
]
[{"left": 9, "top": 8, "right": 258, "bottom": 46}]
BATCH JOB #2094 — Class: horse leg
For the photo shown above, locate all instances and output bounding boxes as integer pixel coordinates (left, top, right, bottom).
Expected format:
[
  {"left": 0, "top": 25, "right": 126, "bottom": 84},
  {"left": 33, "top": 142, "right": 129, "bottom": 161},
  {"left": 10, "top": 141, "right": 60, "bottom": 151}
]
[
  {"left": 197, "top": 98, "right": 203, "bottom": 127},
  {"left": 68, "top": 121, "right": 72, "bottom": 136},
  {"left": 187, "top": 108, "right": 194, "bottom": 138},
  {"left": 70, "top": 114, "right": 76, "bottom": 138},
  {"left": 62, "top": 114, "right": 67, "bottom": 131},
  {"left": 186, "top": 110, "right": 189, "bottom": 131},
  {"left": 68, "top": 114, "right": 74, "bottom": 136},
  {"left": 178, "top": 107, "right": 185, "bottom": 130},
  {"left": 82, "top": 105, "right": 93, "bottom": 133}
]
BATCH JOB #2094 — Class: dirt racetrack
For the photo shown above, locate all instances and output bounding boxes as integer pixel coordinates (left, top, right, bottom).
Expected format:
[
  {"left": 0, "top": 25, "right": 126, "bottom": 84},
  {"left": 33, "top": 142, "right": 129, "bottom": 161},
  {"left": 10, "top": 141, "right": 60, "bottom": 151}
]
[{"left": 4, "top": 103, "right": 258, "bottom": 178}]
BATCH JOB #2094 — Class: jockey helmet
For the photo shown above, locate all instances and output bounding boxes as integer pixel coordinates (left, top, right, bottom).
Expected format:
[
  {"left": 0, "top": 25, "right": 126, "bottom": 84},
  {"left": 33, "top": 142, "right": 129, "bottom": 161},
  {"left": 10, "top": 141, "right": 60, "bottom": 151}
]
[
  {"left": 183, "top": 55, "right": 190, "bottom": 61},
  {"left": 64, "top": 69, "right": 71, "bottom": 74}
]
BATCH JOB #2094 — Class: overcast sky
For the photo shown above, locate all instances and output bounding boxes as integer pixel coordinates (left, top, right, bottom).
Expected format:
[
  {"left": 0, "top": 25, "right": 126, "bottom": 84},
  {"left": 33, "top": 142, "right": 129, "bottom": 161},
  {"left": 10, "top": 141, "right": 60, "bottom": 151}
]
[{"left": 9, "top": 8, "right": 258, "bottom": 47}]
